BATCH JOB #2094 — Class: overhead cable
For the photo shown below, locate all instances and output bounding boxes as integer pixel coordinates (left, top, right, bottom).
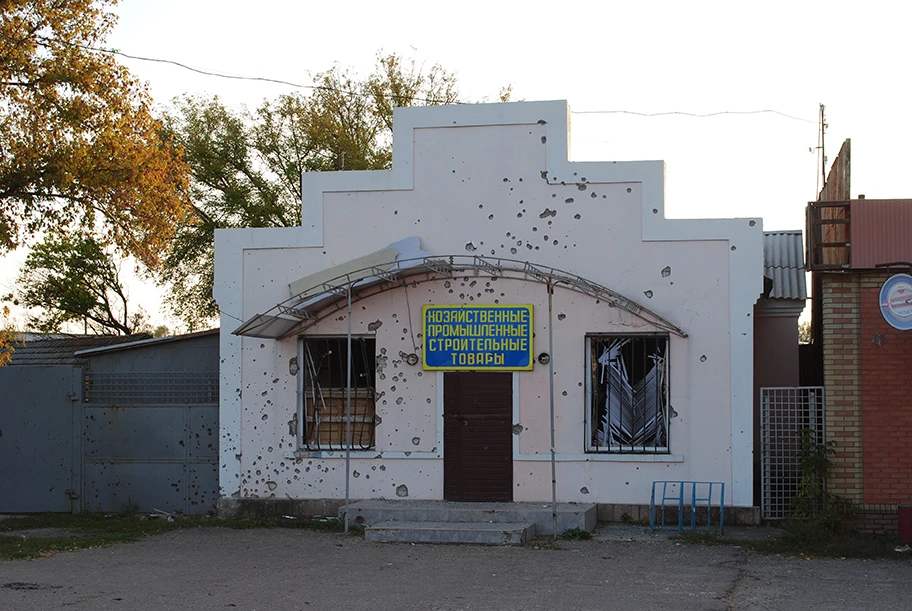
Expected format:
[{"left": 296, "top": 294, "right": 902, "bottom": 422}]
[{"left": 55, "top": 39, "right": 815, "bottom": 123}]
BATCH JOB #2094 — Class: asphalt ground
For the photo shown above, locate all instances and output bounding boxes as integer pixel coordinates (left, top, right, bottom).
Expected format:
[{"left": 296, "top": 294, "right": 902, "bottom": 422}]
[{"left": 1, "top": 525, "right": 910, "bottom": 610}]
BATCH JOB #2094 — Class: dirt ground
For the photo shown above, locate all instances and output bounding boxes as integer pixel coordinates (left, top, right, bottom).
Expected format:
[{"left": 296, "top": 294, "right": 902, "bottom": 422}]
[{"left": 1, "top": 525, "right": 910, "bottom": 610}]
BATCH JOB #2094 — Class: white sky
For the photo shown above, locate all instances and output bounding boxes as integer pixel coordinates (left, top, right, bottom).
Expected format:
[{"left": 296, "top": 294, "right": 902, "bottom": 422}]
[{"left": 3, "top": 0, "right": 909, "bottom": 330}]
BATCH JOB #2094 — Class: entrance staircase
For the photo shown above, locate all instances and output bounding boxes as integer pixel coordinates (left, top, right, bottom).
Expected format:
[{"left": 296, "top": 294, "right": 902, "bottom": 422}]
[{"left": 344, "top": 499, "right": 597, "bottom": 546}]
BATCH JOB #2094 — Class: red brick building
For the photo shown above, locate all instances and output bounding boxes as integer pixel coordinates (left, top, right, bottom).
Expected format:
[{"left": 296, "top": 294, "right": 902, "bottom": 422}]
[{"left": 807, "top": 195, "right": 912, "bottom": 533}]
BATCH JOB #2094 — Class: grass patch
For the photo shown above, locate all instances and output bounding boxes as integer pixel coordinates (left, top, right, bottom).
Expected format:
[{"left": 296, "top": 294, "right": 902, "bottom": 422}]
[
  {"left": 560, "top": 527, "right": 593, "bottom": 541},
  {"left": 0, "top": 513, "right": 205, "bottom": 560},
  {"left": 0, "top": 513, "right": 346, "bottom": 560},
  {"left": 671, "top": 519, "right": 905, "bottom": 560},
  {"left": 0, "top": 513, "right": 200, "bottom": 535},
  {"left": 345, "top": 522, "right": 365, "bottom": 536},
  {"left": 0, "top": 534, "right": 146, "bottom": 561}
]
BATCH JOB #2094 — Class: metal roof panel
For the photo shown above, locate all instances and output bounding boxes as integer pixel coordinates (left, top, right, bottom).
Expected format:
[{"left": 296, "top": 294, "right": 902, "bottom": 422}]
[
  {"left": 762, "top": 231, "right": 807, "bottom": 300},
  {"left": 8, "top": 334, "right": 152, "bottom": 366}
]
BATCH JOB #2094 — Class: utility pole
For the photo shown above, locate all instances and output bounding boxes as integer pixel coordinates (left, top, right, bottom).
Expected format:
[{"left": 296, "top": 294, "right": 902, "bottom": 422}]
[{"left": 817, "top": 104, "right": 827, "bottom": 193}]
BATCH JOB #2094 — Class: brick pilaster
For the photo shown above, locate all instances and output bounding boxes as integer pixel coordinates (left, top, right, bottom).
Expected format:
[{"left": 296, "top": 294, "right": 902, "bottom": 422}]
[{"left": 821, "top": 274, "right": 864, "bottom": 504}]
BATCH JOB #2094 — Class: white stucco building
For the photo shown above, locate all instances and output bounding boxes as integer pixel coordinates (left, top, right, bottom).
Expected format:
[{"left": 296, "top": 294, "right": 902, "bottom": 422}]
[{"left": 214, "top": 100, "right": 763, "bottom": 517}]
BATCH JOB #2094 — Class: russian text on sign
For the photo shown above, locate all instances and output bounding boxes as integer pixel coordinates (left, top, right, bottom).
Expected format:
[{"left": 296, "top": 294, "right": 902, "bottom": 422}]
[{"left": 422, "top": 304, "right": 534, "bottom": 371}]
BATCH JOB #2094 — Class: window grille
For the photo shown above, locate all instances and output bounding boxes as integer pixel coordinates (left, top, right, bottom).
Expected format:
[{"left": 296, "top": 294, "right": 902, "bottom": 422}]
[
  {"left": 760, "top": 386, "right": 825, "bottom": 519},
  {"left": 301, "top": 337, "right": 376, "bottom": 450},
  {"left": 587, "top": 335, "right": 669, "bottom": 453},
  {"left": 84, "top": 371, "right": 218, "bottom": 404}
]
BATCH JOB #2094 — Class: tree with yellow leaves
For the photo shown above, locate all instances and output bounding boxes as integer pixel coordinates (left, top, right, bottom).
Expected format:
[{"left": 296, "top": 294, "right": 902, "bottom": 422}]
[
  {"left": 0, "top": 305, "right": 20, "bottom": 366},
  {"left": 0, "top": 0, "right": 190, "bottom": 268}
]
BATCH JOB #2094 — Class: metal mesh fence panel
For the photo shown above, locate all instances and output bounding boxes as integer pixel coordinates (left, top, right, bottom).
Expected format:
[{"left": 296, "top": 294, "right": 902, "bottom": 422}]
[
  {"left": 84, "top": 371, "right": 219, "bottom": 405},
  {"left": 760, "top": 386, "right": 825, "bottom": 520}
]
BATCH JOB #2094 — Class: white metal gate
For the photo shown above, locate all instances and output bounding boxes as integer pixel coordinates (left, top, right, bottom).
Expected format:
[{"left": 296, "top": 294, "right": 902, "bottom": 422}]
[{"left": 760, "top": 386, "right": 825, "bottom": 520}]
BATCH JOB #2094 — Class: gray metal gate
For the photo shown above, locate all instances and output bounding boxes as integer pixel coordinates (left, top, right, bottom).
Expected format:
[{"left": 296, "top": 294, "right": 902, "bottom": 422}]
[
  {"left": 760, "top": 386, "right": 825, "bottom": 519},
  {"left": 0, "top": 366, "right": 81, "bottom": 512},
  {"left": 82, "top": 371, "right": 219, "bottom": 514}
]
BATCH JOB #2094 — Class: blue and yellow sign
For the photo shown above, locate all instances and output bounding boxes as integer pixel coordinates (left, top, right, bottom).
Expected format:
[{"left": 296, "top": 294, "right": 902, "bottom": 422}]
[{"left": 422, "top": 304, "right": 534, "bottom": 370}]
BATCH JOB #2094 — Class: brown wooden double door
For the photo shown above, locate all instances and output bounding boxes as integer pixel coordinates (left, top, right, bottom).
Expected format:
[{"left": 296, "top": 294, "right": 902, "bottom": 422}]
[{"left": 443, "top": 372, "right": 513, "bottom": 502}]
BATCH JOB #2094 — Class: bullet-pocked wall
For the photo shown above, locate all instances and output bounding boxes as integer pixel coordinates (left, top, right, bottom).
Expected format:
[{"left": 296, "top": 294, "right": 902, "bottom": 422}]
[{"left": 214, "top": 101, "right": 764, "bottom": 509}]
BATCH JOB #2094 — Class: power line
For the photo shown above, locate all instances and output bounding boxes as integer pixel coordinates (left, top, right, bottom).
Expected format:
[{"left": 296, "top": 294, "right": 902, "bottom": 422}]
[
  {"left": 570, "top": 109, "right": 814, "bottom": 124},
  {"left": 112, "top": 49, "right": 369, "bottom": 98},
  {"left": 219, "top": 309, "right": 244, "bottom": 323},
  {"left": 67, "top": 39, "right": 815, "bottom": 124},
  {"left": 61, "top": 40, "right": 456, "bottom": 105}
]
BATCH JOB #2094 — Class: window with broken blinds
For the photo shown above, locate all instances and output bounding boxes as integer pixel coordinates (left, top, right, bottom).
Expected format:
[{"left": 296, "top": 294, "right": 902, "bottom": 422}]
[
  {"left": 586, "top": 335, "right": 669, "bottom": 453},
  {"left": 300, "top": 337, "right": 377, "bottom": 450}
]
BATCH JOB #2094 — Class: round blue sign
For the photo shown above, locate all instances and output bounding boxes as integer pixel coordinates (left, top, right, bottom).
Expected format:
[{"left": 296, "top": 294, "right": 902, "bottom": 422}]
[{"left": 879, "top": 273, "right": 912, "bottom": 331}]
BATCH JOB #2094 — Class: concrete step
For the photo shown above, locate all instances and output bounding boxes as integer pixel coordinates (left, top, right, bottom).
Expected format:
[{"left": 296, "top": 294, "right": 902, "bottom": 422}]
[
  {"left": 345, "top": 500, "right": 596, "bottom": 535},
  {"left": 365, "top": 520, "right": 536, "bottom": 546}
]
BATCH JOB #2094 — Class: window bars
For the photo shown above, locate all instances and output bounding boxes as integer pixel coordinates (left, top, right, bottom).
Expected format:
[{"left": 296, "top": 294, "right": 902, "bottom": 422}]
[
  {"left": 588, "top": 335, "right": 669, "bottom": 453},
  {"left": 760, "top": 387, "right": 825, "bottom": 519},
  {"left": 301, "top": 337, "right": 377, "bottom": 450}
]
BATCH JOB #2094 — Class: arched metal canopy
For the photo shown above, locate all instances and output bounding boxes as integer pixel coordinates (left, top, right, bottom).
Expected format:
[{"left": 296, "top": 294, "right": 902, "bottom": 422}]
[{"left": 232, "top": 255, "right": 687, "bottom": 339}]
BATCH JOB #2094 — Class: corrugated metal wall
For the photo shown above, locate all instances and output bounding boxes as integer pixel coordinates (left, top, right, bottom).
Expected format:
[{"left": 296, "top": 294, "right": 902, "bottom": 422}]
[
  {"left": 0, "top": 333, "right": 220, "bottom": 514},
  {"left": 851, "top": 200, "right": 912, "bottom": 269},
  {"left": 81, "top": 334, "right": 219, "bottom": 514},
  {"left": 0, "top": 366, "right": 80, "bottom": 512},
  {"left": 82, "top": 380, "right": 218, "bottom": 515}
]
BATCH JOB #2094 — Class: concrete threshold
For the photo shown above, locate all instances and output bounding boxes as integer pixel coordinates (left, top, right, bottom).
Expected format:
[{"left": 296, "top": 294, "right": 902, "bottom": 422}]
[{"left": 345, "top": 499, "right": 597, "bottom": 544}]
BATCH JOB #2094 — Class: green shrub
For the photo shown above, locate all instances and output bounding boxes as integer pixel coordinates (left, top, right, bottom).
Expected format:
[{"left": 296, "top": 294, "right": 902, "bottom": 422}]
[{"left": 560, "top": 527, "right": 592, "bottom": 540}]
